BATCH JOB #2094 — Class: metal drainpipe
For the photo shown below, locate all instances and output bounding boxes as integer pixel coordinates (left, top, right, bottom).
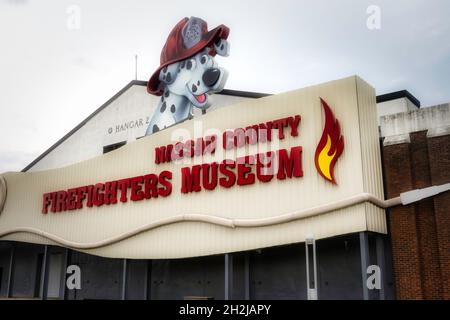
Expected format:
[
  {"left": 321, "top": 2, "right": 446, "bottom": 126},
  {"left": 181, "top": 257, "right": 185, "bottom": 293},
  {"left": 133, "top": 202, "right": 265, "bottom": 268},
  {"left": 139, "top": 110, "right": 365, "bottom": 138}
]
[
  {"left": 359, "top": 232, "right": 370, "bottom": 300},
  {"left": 375, "top": 235, "right": 386, "bottom": 300}
]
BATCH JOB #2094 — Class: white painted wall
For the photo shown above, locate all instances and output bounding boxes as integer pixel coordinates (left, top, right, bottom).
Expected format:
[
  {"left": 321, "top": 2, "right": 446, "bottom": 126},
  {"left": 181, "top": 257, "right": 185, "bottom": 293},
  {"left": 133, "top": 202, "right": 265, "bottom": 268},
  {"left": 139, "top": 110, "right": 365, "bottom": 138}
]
[
  {"left": 376, "top": 97, "right": 419, "bottom": 124},
  {"left": 28, "top": 83, "right": 254, "bottom": 172},
  {"left": 380, "top": 103, "right": 450, "bottom": 138}
]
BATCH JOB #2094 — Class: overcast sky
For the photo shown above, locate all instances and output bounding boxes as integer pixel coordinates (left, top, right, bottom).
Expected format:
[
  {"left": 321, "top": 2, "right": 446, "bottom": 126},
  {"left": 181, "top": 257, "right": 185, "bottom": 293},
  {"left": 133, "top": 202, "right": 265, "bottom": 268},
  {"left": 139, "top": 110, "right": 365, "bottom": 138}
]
[{"left": 0, "top": 0, "right": 449, "bottom": 173}]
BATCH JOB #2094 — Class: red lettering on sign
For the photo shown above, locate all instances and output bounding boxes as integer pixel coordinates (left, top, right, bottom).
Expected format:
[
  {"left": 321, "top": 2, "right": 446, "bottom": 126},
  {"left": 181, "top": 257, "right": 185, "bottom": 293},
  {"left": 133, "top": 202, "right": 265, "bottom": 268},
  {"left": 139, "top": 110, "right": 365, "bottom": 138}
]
[
  {"left": 234, "top": 128, "right": 246, "bottom": 148},
  {"left": 86, "top": 185, "right": 94, "bottom": 207},
  {"left": 273, "top": 118, "right": 287, "bottom": 140},
  {"left": 117, "top": 179, "right": 131, "bottom": 203},
  {"left": 223, "top": 131, "right": 234, "bottom": 150},
  {"left": 42, "top": 193, "right": 52, "bottom": 214},
  {"left": 245, "top": 126, "right": 259, "bottom": 145},
  {"left": 219, "top": 160, "right": 236, "bottom": 188},
  {"left": 154, "top": 146, "right": 168, "bottom": 164},
  {"left": 237, "top": 156, "right": 255, "bottom": 186},
  {"left": 172, "top": 142, "right": 184, "bottom": 161},
  {"left": 144, "top": 174, "right": 159, "bottom": 199},
  {"left": 256, "top": 152, "right": 275, "bottom": 183},
  {"left": 181, "top": 165, "right": 202, "bottom": 193},
  {"left": 184, "top": 140, "right": 195, "bottom": 158},
  {"left": 202, "top": 162, "right": 218, "bottom": 191},
  {"left": 204, "top": 135, "right": 217, "bottom": 154},
  {"left": 76, "top": 187, "right": 87, "bottom": 209},
  {"left": 55, "top": 191, "right": 67, "bottom": 212},
  {"left": 67, "top": 188, "right": 77, "bottom": 210},
  {"left": 288, "top": 115, "right": 301, "bottom": 137},
  {"left": 130, "top": 176, "right": 144, "bottom": 201},
  {"left": 158, "top": 171, "right": 172, "bottom": 197},
  {"left": 277, "top": 147, "right": 303, "bottom": 180},
  {"left": 93, "top": 183, "right": 105, "bottom": 206},
  {"left": 104, "top": 181, "right": 118, "bottom": 205},
  {"left": 42, "top": 114, "right": 307, "bottom": 215}
]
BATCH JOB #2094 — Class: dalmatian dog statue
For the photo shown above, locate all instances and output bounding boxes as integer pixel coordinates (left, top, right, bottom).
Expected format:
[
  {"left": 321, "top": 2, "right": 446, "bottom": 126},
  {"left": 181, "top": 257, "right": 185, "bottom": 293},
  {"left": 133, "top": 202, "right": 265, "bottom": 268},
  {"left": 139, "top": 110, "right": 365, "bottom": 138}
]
[{"left": 145, "top": 17, "right": 230, "bottom": 136}]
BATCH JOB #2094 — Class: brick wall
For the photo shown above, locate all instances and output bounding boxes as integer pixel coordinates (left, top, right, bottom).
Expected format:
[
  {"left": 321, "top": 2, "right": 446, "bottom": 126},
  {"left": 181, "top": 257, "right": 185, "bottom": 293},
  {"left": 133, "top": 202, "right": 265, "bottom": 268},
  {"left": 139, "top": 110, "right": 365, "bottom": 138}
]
[
  {"left": 382, "top": 131, "right": 450, "bottom": 300},
  {"left": 427, "top": 134, "right": 450, "bottom": 299}
]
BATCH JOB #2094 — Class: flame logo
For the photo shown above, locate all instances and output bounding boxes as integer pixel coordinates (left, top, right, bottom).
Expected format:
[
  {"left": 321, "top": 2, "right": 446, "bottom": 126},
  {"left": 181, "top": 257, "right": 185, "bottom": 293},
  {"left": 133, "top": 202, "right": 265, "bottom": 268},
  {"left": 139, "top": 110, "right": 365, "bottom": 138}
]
[{"left": 314, "top": 98, "right": 344, "bottom": 184}]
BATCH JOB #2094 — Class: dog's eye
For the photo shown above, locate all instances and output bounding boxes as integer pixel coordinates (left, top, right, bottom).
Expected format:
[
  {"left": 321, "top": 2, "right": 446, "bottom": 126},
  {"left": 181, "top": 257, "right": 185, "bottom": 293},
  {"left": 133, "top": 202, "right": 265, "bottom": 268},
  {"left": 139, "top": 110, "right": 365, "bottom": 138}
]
[
  {"left": 200, "top": 55, "right": 208, "bottom": 64},
  {"left": 187, "top": 59, "right": 196, "bottom": 70}
]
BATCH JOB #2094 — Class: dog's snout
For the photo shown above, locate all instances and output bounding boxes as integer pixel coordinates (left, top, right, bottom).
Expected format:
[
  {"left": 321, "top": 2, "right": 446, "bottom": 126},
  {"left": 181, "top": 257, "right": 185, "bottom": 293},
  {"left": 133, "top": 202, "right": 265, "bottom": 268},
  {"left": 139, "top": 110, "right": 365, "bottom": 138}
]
[{"left": 202, "top": 68, "right": 221, "bottom": 87}]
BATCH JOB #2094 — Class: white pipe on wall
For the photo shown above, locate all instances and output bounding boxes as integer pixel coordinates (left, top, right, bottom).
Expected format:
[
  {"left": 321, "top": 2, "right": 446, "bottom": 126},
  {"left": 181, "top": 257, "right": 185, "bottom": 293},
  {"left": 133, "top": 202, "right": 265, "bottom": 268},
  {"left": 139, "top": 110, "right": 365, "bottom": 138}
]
[{"left": 0, "top": 183, "right": 449, "bottom": 250}]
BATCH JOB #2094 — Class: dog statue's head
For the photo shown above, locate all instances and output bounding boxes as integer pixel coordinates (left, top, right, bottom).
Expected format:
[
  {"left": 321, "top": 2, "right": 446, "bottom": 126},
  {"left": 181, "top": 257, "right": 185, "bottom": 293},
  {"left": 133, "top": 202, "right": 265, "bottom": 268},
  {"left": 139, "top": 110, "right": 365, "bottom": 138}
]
[
  {"left": 157, "top": 38, "right": 230, "bottom": 110},
  {"left": 145, "top": 17, "right": 231, "bottom": 136}
]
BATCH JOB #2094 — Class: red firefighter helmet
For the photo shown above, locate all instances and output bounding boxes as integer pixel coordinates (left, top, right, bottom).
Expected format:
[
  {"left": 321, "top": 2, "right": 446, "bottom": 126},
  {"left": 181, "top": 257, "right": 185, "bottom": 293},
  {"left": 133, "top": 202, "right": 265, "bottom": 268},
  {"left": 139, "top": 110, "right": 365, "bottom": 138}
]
[{"left": 147, "top": 17, "right": 230, "bottom": 96}]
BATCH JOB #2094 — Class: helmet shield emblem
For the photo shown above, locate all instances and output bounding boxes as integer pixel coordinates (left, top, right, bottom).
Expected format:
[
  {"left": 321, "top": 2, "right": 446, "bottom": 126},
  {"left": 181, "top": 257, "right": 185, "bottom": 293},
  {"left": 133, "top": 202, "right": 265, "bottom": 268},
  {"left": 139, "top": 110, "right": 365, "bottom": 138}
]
[{"left": 182, "top": 17, "right": 204, "bottom": 49}]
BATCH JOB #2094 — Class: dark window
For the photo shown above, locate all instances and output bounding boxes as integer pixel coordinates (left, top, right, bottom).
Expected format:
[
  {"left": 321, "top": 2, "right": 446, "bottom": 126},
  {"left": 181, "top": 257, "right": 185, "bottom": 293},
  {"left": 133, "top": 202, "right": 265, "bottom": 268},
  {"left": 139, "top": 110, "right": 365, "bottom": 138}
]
[
  {"left": 0, "top": 267, "right": 3, "bottom": 294},
  {"left": 103, "top": 141, "right": 126, "bottom": 154},
  {"left": 34, "top": 253, "right": 44, "bottom": 298}
]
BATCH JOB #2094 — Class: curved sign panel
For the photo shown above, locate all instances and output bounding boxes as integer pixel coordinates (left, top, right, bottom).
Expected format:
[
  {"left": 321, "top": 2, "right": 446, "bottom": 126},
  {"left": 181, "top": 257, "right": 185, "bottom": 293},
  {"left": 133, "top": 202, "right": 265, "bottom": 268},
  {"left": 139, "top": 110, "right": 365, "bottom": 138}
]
[{"left": 0, "top": 76, "right": 385, "bottom": 259}]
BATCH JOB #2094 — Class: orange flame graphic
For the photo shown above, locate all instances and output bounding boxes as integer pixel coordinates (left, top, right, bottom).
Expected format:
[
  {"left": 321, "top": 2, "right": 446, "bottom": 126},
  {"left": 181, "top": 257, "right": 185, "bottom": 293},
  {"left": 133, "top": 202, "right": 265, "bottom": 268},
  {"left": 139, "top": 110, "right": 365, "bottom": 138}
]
[{"left": 314, "top": 98, "right": 344, "bottom": 184}]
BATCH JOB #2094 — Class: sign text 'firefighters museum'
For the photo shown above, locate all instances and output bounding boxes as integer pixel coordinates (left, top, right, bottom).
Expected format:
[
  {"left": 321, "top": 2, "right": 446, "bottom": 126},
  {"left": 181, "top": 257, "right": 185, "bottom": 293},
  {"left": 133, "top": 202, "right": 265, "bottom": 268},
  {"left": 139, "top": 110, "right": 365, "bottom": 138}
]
[{"left": 42, "top": 114, "right": 304, "bottom": 213}]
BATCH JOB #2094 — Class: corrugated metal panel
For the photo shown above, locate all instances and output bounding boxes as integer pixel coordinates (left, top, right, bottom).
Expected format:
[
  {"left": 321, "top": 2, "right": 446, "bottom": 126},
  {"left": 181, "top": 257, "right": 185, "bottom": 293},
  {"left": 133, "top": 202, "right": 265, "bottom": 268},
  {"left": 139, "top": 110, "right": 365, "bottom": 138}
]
[{"left": 355, "top": 77, "right": 387, "bottom": 234}]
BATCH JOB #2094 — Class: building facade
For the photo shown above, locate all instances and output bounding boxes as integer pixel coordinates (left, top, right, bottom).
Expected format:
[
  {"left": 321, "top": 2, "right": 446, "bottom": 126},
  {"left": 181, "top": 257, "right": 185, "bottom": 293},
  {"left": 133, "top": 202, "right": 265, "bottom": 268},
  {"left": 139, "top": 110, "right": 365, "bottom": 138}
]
[
  {"left": 0, "top": 78, "right": 449, "bottom": 300},
  {"left": 380, "top": 101, "right": 450, "bottom": 299}
]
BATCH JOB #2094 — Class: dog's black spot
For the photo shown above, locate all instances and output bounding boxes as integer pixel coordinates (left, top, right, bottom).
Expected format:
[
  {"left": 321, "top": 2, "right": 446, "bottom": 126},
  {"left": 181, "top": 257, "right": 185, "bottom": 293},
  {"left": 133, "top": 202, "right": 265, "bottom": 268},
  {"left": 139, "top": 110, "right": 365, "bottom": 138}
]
[
  {"left": 160, "top": 102, "right": 166, "bottom": 113},
  {"left": 165, "top": 90, "right": 170, "bottom": 98},
  {"left": 166, "top": 72, "right": 172, "bottom": 82},
  {"left": 161, "top": 96, "right": 164, "bottom": 102},
  {"left": 220, "top": 44, "right": 224, "bottom": 50},
  {"left": 201, "top": 56, "right": 207, "bottom": 64},
  {"left": 163, "top": 66, "right": 167, "bottom": 73},
  {"left": 215, "top": 38, "right": 221, "bottom": 45},
  {"left": 152, "top": 125, "right": 159, "bottom": 133},
  {"left": 192, "top": 84, "right": 197, "bottom": 93},
  {"left": 171, "top": 104, "right": 176, "bottom": 113},
  {"left": 162, "top": 74, "right": 166, "bottom": 81},
  {"left": 197, "top": 80, "right": 200, "bottom": 86},
  {"left": 181, "top": 61, "right": 185, "bottom": 68},
  {"left": 187, "top": 60, "right": 193, "bottom": 70}
]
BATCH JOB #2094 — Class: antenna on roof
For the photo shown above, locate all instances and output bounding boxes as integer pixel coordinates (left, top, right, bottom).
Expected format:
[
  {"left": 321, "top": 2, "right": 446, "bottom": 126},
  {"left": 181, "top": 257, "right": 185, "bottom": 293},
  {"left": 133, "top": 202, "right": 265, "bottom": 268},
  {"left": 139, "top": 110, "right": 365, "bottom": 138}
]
[{"left": 134, "top": 54, "right": 138, "bottom": 80}]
